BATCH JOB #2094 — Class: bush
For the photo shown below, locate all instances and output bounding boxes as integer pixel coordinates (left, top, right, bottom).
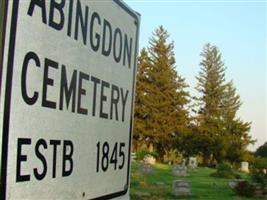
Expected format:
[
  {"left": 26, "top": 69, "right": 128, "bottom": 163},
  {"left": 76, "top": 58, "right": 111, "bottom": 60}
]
[
  {"left": 217, "top": 163, "right": 232, "bottom": 171},
  {"left": 136, "top": 150, "right": 147, "bottom": 161},
  {"left": 252, "top": 157, "right": 267, "bottom": 171},
  {"left": 234, "top": 181, "right": 255, "bottom": 197},
  {"left": 163, "top": 149, "right": 183, "bottom": 164},
  {"left": 211, "top": 163, "right": 236, "bottom": 178},
  {"left": 255, "top": 142, "right": 267, "bottom": 158},
  {"left": 251, "top": 172, "right": 266, "bottom": 185},
  {"left": 235, "top": 174, "right": 242, "bottom": 179}
]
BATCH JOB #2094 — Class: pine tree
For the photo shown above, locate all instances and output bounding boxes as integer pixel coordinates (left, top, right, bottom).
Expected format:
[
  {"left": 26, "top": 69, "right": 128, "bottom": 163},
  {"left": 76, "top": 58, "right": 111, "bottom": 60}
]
[
  {"left": 196, "top": 43, "right": 226, "bottom": 119},
  {"left": 133, "top": 48, "right": 152, "bottom": 151},
  {"left": 133, "top": 26, "right": 190, "bottom": 159},
  {"left": 222, "top": 81, "right": 241, "bottom": 122},
  {"left": 195, "top": 43, "right": 226, "bottom": 164},
  {"left": 222, "top": 81, "right": 253, "bottom": 163},
  {"left": 196, "top": 43, "right": 253, "bottom": 164},
  {"left": 147, "top": 26, "right": 190, "bottom": 158}
]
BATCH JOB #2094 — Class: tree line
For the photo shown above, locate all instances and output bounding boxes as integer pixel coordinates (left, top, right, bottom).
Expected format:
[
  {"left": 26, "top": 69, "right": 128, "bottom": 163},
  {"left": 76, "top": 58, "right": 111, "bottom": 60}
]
[{"left": 133, "top": 26, "right": 254, "bottom": 166}]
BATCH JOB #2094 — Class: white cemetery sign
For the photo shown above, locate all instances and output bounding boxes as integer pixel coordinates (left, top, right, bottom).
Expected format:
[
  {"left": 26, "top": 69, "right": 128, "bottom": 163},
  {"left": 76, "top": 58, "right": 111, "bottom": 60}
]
[{"left": 0, "top": 0, "right": 140, "bottom": 199}]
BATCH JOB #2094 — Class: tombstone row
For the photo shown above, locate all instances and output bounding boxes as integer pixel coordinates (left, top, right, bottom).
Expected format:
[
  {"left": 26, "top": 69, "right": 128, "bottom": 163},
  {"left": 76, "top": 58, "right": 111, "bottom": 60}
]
[{"left": 138, "top": 162, "right": 192, "bottom": 197}]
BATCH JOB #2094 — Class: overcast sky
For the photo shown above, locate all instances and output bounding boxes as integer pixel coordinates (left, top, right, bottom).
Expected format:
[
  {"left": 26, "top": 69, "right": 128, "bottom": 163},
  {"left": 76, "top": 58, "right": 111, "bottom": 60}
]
[{"left": 125, "top": 0, "right": 266, "bottom": 150}]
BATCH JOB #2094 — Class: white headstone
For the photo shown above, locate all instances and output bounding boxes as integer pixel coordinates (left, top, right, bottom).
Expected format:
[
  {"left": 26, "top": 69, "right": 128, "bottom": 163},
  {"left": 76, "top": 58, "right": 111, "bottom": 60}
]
[
  {"left": 241, "top": 161, "right": 249, "bottom": 173},
  {"left": 188, "top": 157, "right": 198, "bottom": 169}
]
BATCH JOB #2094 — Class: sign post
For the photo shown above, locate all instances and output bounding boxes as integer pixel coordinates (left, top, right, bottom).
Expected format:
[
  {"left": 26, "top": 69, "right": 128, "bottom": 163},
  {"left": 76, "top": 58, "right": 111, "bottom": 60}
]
[{"left": 0, "top": 1, "right": 140, "bottom": 199}]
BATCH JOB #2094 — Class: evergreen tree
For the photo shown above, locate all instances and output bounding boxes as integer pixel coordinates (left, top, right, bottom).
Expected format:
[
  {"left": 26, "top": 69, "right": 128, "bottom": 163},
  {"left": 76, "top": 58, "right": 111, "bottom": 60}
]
[
  {"left": 133, "top": 26, "right": 190, "bottom": 159},
  {"left": 147, "top": 26, "right": 189, "bottom": 158},
  {"left": 222, "top": 81, "right": 253, "bottom": 163},
  {"left": 195, "top": 43, "right": 226, "bottom": 164},
  {"left": 222, "top": 81, "right": 241, "bottom": 121},
  {"left": 255, "top": 142, "right": 267, "bottom": 158},
  {"left": 195, "top": 43, "right": 253, "bottom": 164},
  {"left": 196, "top": 43, "right": 226, "bottom": 119},
  {"left": 133, "top": 48, "right": 152, "bottom": 151}
]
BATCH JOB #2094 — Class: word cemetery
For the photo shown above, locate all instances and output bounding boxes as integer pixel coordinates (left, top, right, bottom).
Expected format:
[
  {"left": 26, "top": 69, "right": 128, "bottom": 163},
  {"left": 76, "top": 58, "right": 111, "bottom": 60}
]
[{"left": 0, "top": 0, "right": 140, "bottom": 200}]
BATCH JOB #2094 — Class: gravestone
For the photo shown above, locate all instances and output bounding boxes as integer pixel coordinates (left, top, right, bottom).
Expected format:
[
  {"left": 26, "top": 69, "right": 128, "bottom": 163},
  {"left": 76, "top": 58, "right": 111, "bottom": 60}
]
[
  {"left": 188, "top": 157, "right": 198, "bottom": 169},
  {"left": 182, "top": 159, "right": 186, "bottom": 166},
  {"left": 135, "top": 191, "right": 150, "bottom": 198},
  {"left": 155, "top": 182, "right": 165, "bottom": 187},
  {"left": 172, "top": 180, "right": 192, "bottom": 196},
  {"left": 143, "top": 154, "right": 156, "bottom": 165},
  {"left": 172, "top": 165, "right": 187, "bottom": 176},
  {"left": 139, "top": 163, "right": 153, "bottom": 174},
  {"left": 241, "top": 161, "right": 249, "bottom": 173},
  {"left": 228, "top": 179, "right": 245, "bottom": 189},
  {"left": 131, "top": 152, "right": 136, "bottom": 161},
  {"left": 252, "top": 183, "right": 263, "bottom": 197}
]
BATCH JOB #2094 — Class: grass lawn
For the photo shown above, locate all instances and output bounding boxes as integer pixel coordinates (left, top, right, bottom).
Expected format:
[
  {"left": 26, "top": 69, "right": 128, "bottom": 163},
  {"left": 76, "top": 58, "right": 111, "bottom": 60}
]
[{"left": 130, "top": 162, "right": 261, "bottom": 200}]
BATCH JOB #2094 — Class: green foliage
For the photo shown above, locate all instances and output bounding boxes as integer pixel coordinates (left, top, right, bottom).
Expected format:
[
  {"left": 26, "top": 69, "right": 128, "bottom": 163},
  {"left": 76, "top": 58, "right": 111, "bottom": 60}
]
[
  {"left": 250, "top": 156, "right": 267, "bottom": 171},
  {"left": 217, "top": 163, "right": 232, "bottom": 172},
  {"left": 162, "top": 149, "right": 183, "bottom": 164},
  {"left": 195, "top": 44, "right": 228, "bottom": 165},
  {"left": 245, "top": 155, "right": 267, "bottom": 186},
  {"left": 136, "top": 150, "right": 148, "bottom": 161},
  {"left": 211, "top": 163, "right": 236, "bottom": 178},
  {"left": 132, "top": 48, "right": 151, "bottom": 152},
  {"left": 234, "top": 181, "right": 255, "bottom": 197},
  {"left": 251, "top": 171, "right": 266, "bottom": 186},
  {"left": 136, "top": 149, "right": 158, "bottom": 161},
  {"left": 255, "top": 142, "right": 267, "bottom": 158},
  {"left": 134, "top": 31, "right": 254, "bottom": 165},
  {"left": 133, "top": 26, "right": 190, "bottom": 159},
  {"left": 194, "top": 43, "right": 253, "bottom": 165}
]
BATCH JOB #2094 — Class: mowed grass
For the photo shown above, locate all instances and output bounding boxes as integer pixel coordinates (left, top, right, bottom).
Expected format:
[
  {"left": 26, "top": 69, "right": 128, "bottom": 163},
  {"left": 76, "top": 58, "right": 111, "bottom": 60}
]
[{"left": 130, "top": 162, "right": 261, "bottom": 200}]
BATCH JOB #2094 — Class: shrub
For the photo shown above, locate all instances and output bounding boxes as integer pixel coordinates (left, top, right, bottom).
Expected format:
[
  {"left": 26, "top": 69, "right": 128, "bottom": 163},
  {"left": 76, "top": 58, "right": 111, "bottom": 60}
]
[
  {"left": 234, "top": 181, "right": 255, "bottom": 197},
  {"left": 163, "top": 149, "right": 183, "bottom": 164},
  {"left": 249, "top": 156, "right": 267, "bottom": 186},
  {"left": 217, "top": 163, "right": 232, "bottom": 171},
  {"left": 136, "top": 150, "right": 148, "bottom": 161},
  {"left": 211, "top": 163, "right": 236, "bottom": 178},
  {"left": 235, "top": 174, "right": 242, "bottom": 179},
  {"left": 252, "top": 157, "right": 267, "bottom": 171},
  {"left": 255, "top": 142, "right": 267, "bottom": 158},
  {"left": 250, "top": 165, "right": 267, "bottom": 186},
  {"left": 251, "top": 172, "right": 266, "bottom": 185}
]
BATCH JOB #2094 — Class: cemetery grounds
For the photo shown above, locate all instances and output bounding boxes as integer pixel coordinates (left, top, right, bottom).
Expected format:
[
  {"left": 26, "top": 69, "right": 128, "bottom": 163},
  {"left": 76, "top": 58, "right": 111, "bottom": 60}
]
[{"left": 130, "top": 162, "right": 261, "bottom": 200}]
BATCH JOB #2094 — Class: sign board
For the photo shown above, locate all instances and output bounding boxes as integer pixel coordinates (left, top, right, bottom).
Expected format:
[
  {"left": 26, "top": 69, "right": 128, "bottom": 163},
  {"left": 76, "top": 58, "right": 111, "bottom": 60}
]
[{"left": 0, "top": 0, "right": 140, "bottom": 199}]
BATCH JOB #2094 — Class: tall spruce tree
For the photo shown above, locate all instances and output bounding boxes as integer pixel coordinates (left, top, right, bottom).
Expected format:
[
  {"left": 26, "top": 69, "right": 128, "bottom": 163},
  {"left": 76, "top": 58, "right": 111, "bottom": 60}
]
[
  {"left": 147, "top": 26, "right": 189, "bottom": 158},
  {"left": 222, "top": 81, "right": 253, "bottom": 163},
  {"left": 133, "top": 26, "right": 190, "bottom": 159},
  {"left": 196, "top": 43, "right": 226, "bottom": 164},
  {"left": 196, "top": 43, "right": 253, "bottom": 164},
  {"left": 133, "top": 48, "right": 152, "bottom": 151}
]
